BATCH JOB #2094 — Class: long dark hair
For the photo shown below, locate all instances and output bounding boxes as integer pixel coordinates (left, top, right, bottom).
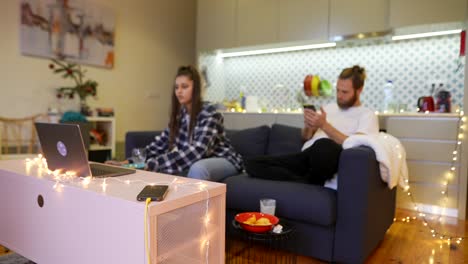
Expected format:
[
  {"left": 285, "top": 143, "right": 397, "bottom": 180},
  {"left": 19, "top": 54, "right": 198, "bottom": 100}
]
[{"left": 168, "top": 65, "right": 203, "bottom": 148}]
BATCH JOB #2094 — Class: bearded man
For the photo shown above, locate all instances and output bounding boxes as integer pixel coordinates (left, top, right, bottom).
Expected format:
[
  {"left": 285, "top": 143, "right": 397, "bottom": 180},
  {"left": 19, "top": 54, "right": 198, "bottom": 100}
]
[{"left": 245, "top": 65, "right": 379, "bottom": 185}]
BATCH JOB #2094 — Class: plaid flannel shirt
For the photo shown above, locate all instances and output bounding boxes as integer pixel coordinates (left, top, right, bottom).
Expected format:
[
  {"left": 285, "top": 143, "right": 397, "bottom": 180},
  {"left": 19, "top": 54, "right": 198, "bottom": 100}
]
[{"left": 145, "top": 103, "right": 243, "bottom": 174}]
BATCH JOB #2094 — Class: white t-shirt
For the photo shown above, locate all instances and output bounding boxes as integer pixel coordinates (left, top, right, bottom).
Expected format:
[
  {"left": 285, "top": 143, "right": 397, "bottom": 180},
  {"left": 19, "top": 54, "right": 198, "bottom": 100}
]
[{"left": 302, "top": 103, "right": 379, "bottom": 151}]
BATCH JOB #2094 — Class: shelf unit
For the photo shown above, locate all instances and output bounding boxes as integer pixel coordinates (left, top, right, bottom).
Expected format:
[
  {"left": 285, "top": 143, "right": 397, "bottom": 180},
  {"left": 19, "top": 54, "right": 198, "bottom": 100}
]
[{"left": 86, "top": 116, "right": 115, "bottom": 160}]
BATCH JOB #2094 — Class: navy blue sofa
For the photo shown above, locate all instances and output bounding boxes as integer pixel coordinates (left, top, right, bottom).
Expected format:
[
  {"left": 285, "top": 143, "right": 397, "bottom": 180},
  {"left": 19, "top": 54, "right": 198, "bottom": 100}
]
[{"left": 125, "top": 124, "right": 396, "bottom": 264}]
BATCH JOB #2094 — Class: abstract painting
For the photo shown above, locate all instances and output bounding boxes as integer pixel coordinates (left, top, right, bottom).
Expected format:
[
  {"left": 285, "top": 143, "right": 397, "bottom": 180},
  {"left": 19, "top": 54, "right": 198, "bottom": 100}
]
[{"left": 20, "top": 0, "right": 115, "bottom": 68}]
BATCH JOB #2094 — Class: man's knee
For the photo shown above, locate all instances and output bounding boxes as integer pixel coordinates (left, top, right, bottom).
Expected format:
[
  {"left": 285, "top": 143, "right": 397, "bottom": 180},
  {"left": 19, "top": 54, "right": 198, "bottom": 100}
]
[
  {"left": 314, "top": 138, "right": 339, "bottom": 147},
  {"left": 307, "top": 138, "right": 342, "bottom": 154}
]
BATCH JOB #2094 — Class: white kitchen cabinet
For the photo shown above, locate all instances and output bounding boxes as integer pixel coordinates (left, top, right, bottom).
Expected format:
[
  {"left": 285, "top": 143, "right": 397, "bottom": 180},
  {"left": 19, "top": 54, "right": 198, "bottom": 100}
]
[
  {"left": 330, "top": 0, "right": 389, "bottom": 39},
  {"left": 196, "top": 0, "right": 237, "bottom": 52},
  {"left": 278, "top": 0, "right": 329, "bottom": 43},
  {"left": 390, "top": 0, "right": 467, "bottom": 28},
  {"left": 236, "top": 0, "right": 279, "bottom": 47},
  {"left": 383, "top": 115, "right": 462, "bottom": 218}
]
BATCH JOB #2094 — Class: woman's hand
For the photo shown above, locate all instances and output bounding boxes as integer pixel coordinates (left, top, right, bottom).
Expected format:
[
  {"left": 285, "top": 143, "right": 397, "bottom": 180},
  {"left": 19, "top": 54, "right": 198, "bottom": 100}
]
[{"left": 105, "top": 160, "right": 129, "bottom": 166}]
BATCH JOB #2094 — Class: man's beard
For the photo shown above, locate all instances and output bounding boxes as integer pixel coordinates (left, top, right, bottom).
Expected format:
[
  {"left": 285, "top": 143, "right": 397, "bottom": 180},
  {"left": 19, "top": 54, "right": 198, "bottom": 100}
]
[{"left": 337, "top": 91, "right": 358, "bottom": 109}]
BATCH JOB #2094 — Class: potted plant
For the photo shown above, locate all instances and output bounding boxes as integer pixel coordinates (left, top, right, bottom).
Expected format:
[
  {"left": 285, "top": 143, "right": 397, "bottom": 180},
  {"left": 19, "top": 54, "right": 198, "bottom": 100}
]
[{"left": 49, "top": 59, "right": 98, "bottom": 116}]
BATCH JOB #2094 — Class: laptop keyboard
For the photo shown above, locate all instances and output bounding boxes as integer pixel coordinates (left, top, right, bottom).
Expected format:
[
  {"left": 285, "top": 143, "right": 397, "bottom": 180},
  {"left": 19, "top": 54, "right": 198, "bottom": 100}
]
[{"left": 90, "top": 163, "right": 135, "bottom": 178}]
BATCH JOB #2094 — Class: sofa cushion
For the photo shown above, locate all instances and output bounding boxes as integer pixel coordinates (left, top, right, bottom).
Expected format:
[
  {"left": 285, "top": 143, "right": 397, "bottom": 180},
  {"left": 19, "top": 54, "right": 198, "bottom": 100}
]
[
  {"left": 125, "top": 131, "right": 161, "bottom": 158},
  {"left": 223, "top": 173, "right": 337, "bottom": 227},
  {"left": 266, "top": 124, "right": 303, "bottom": 155},
  {"left": 225, "top": 125, "right": 270, "bottom": 158}
]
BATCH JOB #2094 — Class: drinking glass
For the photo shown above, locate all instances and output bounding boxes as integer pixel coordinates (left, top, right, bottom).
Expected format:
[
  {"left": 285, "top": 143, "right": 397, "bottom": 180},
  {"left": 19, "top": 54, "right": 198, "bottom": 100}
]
[
  {"left": 132, "top": 148, "right": 146, "bottom": 164},
  {"left": 260, "top": 198, "right": 276, "bottom": 215}
]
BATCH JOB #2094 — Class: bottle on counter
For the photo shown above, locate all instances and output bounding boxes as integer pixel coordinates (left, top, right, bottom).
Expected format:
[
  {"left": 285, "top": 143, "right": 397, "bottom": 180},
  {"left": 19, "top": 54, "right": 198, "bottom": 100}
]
[
  {"left": 382, "top": 80, "right": 396, "bottom": 113},
  {"left": 239, "top": 86, "right": 246, "bottom": 110}
]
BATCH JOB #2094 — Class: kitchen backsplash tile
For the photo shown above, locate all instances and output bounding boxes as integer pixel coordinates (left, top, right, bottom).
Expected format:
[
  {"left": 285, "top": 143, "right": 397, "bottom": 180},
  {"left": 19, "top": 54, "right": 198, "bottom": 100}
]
[{"left": 199, "top": 34, "right": 465, "bottom": 112}]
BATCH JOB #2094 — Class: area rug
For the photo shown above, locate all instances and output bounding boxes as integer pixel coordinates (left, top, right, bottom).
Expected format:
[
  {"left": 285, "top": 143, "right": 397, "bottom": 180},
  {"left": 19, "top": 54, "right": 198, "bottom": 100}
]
[{"left": 0, "top": 253, "right": 34, "bottom": 264}]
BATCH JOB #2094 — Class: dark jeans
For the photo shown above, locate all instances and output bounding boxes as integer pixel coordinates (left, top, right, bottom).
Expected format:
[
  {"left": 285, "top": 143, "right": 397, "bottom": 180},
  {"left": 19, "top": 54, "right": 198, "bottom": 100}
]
[{"left": 245, "top": 138, "right": 343, "bottom": 185}]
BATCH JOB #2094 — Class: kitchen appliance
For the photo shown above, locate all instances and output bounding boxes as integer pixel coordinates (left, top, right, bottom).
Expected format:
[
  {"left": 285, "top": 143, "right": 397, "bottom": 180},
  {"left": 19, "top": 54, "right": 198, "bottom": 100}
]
[
  {"left": 435, "top": 90, "right": 451, "bottom": 113},
  {"left": 417, "top": 96, "right": 435, "bottom": 112}
]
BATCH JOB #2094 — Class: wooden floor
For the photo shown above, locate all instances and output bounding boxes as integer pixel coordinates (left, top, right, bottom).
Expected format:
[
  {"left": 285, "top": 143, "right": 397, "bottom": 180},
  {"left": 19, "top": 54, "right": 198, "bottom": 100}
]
[
  {"left": 227, "top": 208, "right": 468, "bottom": 264},
  {"left": 364, "top": 209, "right": 467, "bottom": 264},
  {"left": 1, "top": 209, "right": 467, "bottom": 263}
]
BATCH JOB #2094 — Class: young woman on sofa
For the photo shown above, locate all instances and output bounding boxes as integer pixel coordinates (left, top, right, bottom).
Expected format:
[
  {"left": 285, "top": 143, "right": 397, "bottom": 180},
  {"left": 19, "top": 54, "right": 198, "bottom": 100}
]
[{"left": 108, "top": 65, "right": 243, "bottom": 181}]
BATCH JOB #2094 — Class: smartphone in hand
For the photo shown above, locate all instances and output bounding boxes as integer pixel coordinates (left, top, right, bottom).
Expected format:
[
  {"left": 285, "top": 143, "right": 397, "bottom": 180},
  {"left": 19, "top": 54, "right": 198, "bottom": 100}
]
[
  {"left": 303, "top": 104, "right": 316, "bottom": 111},
  {"left": 137, "top": 185, "right": 169, "bottom": 201}
]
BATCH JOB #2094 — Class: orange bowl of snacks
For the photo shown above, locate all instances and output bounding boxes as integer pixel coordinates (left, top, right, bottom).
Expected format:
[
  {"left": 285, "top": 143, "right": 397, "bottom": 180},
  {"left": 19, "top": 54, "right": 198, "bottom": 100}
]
[{"left": 235, "top": 212, "right": 279, "bottom": 233}]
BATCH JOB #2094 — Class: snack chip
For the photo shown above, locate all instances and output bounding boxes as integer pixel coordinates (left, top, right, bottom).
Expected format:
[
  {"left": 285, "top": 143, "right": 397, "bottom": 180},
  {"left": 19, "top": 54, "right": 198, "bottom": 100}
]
[
  {"left": 255, "top": 217, "right": 271, "bottom": 226},
  {"left": 243, "top": 215, "right": 272, "bottom": 226},
  {"left": 243, "top": 215, "right": 257, "bottom": 225}
]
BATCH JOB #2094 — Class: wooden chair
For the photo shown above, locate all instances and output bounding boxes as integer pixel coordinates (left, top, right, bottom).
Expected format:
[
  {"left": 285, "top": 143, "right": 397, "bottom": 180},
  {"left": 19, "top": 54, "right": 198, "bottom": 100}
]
[{"left": 0, "top": 114, "right": 48, "bottom": 160}]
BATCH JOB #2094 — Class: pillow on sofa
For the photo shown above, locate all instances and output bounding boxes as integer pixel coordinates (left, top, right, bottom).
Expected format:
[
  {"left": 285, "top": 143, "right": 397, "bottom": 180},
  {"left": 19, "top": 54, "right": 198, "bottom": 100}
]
[
  {"left": 125, "top": 131, "right": 161, "bottom": 158},
  {"left": 226, "top": 125, "right": 270, "bottom": 158},
  {"left": 266, "top": 124, "right": 303, "bottom": 155}
]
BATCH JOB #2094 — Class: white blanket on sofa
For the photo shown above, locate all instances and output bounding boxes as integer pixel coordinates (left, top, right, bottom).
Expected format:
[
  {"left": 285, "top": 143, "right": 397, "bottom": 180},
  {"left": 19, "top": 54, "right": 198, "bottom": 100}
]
[{"left": 341, "top": 132, "right": 409, "bottom": 189}]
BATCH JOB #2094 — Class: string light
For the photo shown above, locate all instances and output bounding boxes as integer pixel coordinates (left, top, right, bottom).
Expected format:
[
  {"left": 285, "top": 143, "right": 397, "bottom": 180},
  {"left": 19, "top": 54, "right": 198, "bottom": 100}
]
[
  {"left": 398, "top": 113, "right": 467, "bottom": 245},
  {"left": 101, "top": 179, "right": 108, "bottom": 192},
  {"left": 81, "top": 176, "right": 92, "bottom": 188}
]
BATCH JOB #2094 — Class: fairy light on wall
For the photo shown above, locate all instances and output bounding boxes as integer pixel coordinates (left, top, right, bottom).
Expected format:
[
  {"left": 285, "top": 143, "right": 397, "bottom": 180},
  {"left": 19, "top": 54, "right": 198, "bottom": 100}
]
[
  {"left": 23, "top": 156, "right": 216, "bottom": 262},
  {"left": 397, "top": 110, "right": 467, "bottom": 245}
]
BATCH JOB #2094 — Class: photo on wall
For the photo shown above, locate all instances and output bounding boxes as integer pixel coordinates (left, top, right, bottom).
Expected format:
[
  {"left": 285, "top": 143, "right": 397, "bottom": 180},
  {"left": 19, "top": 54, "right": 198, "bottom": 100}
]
[{"left": 20, "top": 0, "right": 115, "bottom": 68}]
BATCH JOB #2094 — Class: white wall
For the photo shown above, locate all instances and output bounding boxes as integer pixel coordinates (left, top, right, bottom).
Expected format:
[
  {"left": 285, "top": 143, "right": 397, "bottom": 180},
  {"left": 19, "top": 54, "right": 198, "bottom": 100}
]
[{"left": 0, "top": 0, "right": 196, "bottom": 141}]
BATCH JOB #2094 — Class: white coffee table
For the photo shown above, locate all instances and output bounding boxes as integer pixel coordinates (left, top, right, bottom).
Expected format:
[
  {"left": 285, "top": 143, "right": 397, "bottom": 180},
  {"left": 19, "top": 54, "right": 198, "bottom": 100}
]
[{"left": 0, "top": 159, "right": 226, "bottom": 264}]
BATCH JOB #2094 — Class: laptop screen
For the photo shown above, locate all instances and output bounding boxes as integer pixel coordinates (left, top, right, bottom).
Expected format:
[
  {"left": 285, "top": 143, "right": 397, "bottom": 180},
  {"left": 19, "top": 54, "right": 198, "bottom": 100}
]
[{"left": 35, "top": 122, "right": 92, "bottom": 177}]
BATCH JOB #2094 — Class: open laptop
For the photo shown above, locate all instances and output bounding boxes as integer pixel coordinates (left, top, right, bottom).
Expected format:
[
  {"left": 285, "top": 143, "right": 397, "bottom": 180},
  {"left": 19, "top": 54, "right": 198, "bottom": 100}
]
[{"left": 35, "top": 122, "right": 136, "bottom": 178}]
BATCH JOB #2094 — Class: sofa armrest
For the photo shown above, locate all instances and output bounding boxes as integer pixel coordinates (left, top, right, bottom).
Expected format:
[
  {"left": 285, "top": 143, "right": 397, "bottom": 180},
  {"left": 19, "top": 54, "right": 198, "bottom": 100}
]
[
  {"left": 333, "top": 146, "right": 396, "bottom": 264},
  {"left": 124, "top": 131, "right": 161, "bottom": 159}
]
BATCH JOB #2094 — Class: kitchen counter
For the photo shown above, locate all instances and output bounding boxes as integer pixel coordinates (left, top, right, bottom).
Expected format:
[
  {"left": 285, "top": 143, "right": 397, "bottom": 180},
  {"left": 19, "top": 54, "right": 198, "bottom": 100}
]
[
  {"left": 223, "top": 111, "right": 463, "bottom": 132},
  {"left": 377, "top": 112, "right": 461, "bottom": 117}
]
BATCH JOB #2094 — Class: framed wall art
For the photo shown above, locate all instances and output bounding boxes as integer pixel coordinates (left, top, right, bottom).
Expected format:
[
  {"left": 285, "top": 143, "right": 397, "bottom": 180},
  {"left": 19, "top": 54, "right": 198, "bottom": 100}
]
[{"left": 20, "top": 0, "right": 115, "bottom": 68}]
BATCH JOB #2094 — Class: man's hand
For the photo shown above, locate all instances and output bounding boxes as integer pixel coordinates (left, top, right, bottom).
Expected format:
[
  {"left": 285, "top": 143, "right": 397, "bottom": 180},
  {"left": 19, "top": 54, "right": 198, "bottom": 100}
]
[
  {"left": 317, "top": 107, "right": 348, "bottom": 144},
  {"left": 302, "top": 108, "right": 321, "bottom": 141},
  {"left": 302, "top": 106, "right": 347, "bottom": 144},
  {"left": 304, "top": 107, "right": 327, "bottom": 129}
]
